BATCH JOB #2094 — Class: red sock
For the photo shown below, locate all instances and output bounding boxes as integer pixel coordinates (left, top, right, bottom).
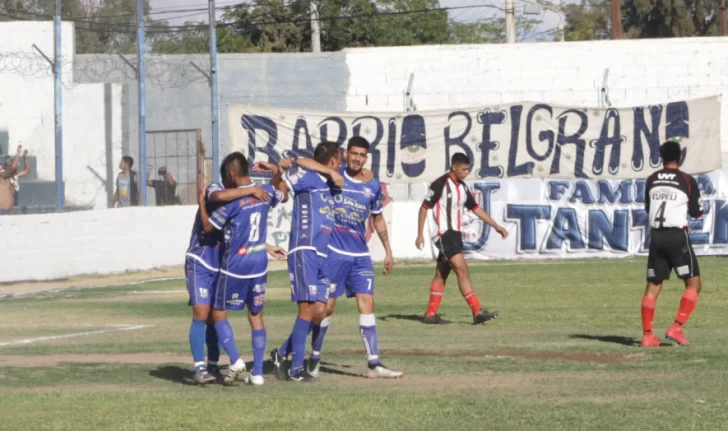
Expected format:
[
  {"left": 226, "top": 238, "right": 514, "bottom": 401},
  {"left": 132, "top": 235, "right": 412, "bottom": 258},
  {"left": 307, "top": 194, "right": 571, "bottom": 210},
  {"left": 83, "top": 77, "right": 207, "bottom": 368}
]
[
  {"left": 425, "top": 282, "right": 446, "bottom": 317},
  {"left": 463, "top": 291, "right": 482, "bottom": 316},
  {"left": 641, "top": 296, "right": 657, "bottom": 334},
  {"left": 674, "top": 288, "right": 699, "bottom": 325}
]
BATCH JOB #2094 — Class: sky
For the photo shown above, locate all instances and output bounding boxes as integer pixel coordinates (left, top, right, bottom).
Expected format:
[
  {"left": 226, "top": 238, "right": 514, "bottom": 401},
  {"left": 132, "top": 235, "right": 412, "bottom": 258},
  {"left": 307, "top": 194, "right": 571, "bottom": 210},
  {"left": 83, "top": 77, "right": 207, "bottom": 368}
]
[{"left": 150, "top": 0, "right": 563, "bottom": 42}]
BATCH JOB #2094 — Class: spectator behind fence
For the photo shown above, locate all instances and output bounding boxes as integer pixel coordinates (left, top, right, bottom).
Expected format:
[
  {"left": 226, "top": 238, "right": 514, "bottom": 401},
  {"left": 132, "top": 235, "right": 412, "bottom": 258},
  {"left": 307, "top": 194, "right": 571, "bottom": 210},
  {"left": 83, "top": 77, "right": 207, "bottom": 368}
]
[
  {"left": 113, "top": 155, "right": 139, "bottom": 208},
  {"left": 0, "top": 145, "right": 24, "bottom": 214},
  {"left": 147, "top": 164, "right": 180, "bottom": 206}
]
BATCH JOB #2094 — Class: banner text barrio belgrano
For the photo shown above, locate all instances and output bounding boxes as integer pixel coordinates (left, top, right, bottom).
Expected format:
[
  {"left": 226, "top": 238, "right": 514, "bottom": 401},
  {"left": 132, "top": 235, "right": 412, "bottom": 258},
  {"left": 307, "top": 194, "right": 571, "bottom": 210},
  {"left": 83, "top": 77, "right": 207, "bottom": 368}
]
[{"left": 228, "top": 96, "right": 721, "bottom": 181}]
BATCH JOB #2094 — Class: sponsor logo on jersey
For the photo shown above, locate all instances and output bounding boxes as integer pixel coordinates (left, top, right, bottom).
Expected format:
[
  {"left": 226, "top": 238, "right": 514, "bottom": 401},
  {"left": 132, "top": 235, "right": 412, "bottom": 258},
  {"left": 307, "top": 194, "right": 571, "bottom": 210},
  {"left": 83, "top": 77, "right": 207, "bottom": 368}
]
[
  {"left": 658, "top": 173, "right": 676, "bottom": 180},
  {"left": 237, "top": 244, "right": 266, "bottom": 256}
]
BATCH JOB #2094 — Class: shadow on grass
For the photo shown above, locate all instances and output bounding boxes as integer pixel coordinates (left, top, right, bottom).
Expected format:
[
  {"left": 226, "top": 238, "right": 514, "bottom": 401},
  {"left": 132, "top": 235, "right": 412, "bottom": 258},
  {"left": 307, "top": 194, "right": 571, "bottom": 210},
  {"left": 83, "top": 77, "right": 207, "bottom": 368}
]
[
  {"left": 319, "top": 361, "right": 361, "bottom": 378},
  {"left": 149, "top": 366, "right": 195, "bottom": 385},
  {"left": 380, "top": 314, "right": 424, "bottom": 323},
  {"left": 570, "top": 334, "right": 644, "bottom": 346}
]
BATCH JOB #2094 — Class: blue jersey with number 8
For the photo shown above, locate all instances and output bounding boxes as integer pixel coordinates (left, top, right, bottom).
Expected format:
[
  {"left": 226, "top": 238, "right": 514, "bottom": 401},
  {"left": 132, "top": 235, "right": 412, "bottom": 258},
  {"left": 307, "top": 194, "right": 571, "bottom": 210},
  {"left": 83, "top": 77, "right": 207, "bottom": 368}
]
[{"left": 209, "top": 184, "right": 283, "bottom": 278}]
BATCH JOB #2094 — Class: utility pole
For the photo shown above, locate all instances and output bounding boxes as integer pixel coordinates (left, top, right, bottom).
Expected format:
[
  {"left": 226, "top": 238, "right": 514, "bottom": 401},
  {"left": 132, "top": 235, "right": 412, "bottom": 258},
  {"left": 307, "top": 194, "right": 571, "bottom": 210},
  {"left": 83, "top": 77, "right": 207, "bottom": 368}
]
[
  {"left": 505, "top": 0, "right": 516, "bottom": 43},
  {"left": 721, "top": 0, "right": 726, "bottom": 36},
  {"left": 311, "top": 1, "right": 321, "bottom": 52},
  {"left": 611, "top": 0, "right": 622, "bottom": 39},
  {"left": 136, "top": 0, "right": 147, "bottom": 205},
  {"left": 208, "top": 0, "right": 220, "bottom": 183},
  {"left": 54, "top": 0, "right": 64, "bottom": 211}
]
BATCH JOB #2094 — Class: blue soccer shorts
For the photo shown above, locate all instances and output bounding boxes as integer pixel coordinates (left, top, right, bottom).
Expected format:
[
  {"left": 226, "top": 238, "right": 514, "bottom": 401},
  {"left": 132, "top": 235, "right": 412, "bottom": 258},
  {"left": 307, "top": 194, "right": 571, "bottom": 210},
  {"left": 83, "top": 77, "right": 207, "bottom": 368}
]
[
  {"left": 213, "top": 273, "right": 267, "bottom": 313},
  {"left": 185, "top": 256, "right": 218, "bottom": 306},
  {"left": 288, "top": 249, "right": 330, "bottom": 303},
  {"left": 325, "top": 252, "right": 375, "bottom": 299}
]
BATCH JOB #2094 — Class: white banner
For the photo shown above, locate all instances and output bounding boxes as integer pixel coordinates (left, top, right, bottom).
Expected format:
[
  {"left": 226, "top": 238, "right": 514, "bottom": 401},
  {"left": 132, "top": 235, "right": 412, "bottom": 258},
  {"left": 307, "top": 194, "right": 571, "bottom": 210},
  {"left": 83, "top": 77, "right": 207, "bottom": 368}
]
[
  {"left": 229, "top": 96, "right": 721, "bottom": 181},
  {"left": 437, "top": 169, "right": 728, "bottom": 259}
]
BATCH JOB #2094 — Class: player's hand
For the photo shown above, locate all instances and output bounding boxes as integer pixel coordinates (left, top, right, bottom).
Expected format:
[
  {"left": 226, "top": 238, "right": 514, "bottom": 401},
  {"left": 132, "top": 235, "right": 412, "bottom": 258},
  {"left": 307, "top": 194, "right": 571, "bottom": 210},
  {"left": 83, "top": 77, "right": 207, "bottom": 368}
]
[
  {"left": 383, "top": 253, "right": 393, "bottom": 275},
  {"left": 266, "top": 244, "right": 287, "bottom": 259},
  {"left": 253, "top": 161, "right": 279, "bottom": 175},
  {"left": 416, "top": 234, "right": 425, "bottom": 250},
  {"left": 495, "top": 225, "right": 509, "bottom": 239},
  {"left": 330, "top": 170, "right": 345, "bottom": 188},
  {"left": 278, "top": 157, "right": 293, "bottom": 171},
  {"left": 252, "top": 184, "right": 271, "bottom": 202},
  {"left": 16, "top": 145, "right": 22, "bottom": 155},
  {"left": 361, "top": 168, "right": 374, "bottom": 183},
  {"left": 22, "top": 150, "right": 28, "bottom": 157}
]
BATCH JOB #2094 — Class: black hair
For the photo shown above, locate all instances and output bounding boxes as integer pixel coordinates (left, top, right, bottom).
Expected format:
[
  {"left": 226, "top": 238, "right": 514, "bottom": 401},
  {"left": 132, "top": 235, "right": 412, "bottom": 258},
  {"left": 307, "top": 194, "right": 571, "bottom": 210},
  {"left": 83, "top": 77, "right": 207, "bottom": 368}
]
[
  {"left": 314, "top": 141, "right": 340, "bottom": 165},
  {"left": 122, "top": 155, "right": 134, "bottom": 168},
  {"left": 220, "top": 152, "right": 249, "bottom": 185},
  {"left": 347, "top": 136, "right": 370, "bottom": 152},
  {"left": 660, "top": 140, "right": 681, "bottom": 165},
  {"left": 451, "top": 153, "right": 471, "bottom": 166}
]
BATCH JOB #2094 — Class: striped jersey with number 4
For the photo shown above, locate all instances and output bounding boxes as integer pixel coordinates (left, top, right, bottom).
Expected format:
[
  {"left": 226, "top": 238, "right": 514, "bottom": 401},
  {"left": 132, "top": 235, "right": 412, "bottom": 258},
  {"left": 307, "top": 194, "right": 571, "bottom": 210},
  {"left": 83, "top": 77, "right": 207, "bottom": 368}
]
[{"left": 645, "top": 168, "right": 703, "bottom": 229}]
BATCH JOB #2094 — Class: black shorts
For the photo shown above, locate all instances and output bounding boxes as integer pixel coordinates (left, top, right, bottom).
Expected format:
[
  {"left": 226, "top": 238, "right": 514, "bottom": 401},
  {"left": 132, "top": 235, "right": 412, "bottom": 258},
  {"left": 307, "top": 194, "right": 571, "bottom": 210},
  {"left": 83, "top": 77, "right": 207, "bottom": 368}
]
[
  {"left": 647, "top": 228, "right": 700, "bottom": 282},
  {"left": 434, "top": 230, "right": 464, "bottom": 263}
]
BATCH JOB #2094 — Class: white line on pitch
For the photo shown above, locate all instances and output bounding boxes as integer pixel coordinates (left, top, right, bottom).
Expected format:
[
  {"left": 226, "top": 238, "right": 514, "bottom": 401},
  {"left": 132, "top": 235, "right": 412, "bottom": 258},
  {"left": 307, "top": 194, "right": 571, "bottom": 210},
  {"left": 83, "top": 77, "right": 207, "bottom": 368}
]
[
  {"left": 0, "top": 277, "right": 185, "bottom": 300},
  {"left": 0, "top": 324, "right": 153, "bottom": 347},
  {"left": 129, "top": 290, "right": 186, "bottom": 294}
]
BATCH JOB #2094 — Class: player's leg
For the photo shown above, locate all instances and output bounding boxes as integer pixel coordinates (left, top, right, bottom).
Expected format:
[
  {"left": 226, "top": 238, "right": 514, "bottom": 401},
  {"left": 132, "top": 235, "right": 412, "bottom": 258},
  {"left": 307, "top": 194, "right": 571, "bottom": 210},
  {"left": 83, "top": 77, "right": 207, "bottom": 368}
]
[
  {"left": 273, "top": 250, "right": 328, "bottom": 381},
  {"left": 309, "top": 253, "right": 351, "bottom": 376},
  {"left": 185, "top": 257, "right": 215, "bottom": 385},
  {"left": 641, "top": 233, "right": 668, "bottom": 347},
  {"left": 211, "top": 273, "right": 246, "bottom": 385},
  {"left": 244, "top": 277, "right": 267, "bottom": 386},
  {"left": 448, "top": 253, "right": 498, "bottom": 324},
  {"left": 205, "top": 312, "right": 220, "bottom": 375},
  {"left": 423, "top": 257, "right": 451, "bottom": 324},
  {"left": 665, "top": 230, "right": 701, "bottom": 345},
  {"left": 308, "top": 297, "right": 336, "bottom": 377}
]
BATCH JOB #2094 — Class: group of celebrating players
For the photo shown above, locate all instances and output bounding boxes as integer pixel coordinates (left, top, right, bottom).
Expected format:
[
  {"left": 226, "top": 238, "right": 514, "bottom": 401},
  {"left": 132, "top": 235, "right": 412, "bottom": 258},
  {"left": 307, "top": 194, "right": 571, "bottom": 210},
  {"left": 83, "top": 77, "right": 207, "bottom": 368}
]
[{"left": 184, "top": 135, "right": 704, "bottom": 386}]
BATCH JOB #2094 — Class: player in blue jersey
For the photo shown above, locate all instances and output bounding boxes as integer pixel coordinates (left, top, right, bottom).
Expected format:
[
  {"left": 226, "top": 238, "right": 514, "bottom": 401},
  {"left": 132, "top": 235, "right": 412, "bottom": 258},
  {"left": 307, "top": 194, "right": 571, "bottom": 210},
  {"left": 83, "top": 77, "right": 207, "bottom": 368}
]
[
  {"left": 268, "top": 141, "right": 344, "bottom": 382},
  {"left": 293, "top": 137, "right": 402, "bottom": 379},
  {"left": 198, "top": 152, "right": 285, "bottom": 386},
  {"left": 185, "top": 154, "right": 273, "bottom": 385}
]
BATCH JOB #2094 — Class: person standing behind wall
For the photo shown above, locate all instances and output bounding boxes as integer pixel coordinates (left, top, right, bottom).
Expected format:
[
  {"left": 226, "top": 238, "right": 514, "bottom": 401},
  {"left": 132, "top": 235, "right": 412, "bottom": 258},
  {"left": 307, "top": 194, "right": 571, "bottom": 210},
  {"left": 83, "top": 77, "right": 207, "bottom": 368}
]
[
  {"left": 0, "top": 145, "right": 22, "bottom": 214},
  {"left": 113, "top": 156, "right": 140, "bottom": 208}
]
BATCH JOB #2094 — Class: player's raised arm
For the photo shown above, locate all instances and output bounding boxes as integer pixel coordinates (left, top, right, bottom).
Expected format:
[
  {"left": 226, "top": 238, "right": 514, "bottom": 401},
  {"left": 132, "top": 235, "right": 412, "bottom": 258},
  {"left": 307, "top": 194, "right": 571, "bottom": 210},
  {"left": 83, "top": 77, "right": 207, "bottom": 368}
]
[
  {"left": 294, "top": 157, "right": 344, "bottom": 188},
  {"left": 208, "top": 184, "right": 270, "bottom": 203}
]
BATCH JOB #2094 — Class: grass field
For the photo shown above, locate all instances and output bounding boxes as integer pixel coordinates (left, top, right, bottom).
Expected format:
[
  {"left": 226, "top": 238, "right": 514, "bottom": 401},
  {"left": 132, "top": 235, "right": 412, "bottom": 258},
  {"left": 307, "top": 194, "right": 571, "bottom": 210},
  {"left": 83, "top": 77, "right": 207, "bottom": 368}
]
[{"left": 1, "top": 257, "right": 727, "bottom": 430}]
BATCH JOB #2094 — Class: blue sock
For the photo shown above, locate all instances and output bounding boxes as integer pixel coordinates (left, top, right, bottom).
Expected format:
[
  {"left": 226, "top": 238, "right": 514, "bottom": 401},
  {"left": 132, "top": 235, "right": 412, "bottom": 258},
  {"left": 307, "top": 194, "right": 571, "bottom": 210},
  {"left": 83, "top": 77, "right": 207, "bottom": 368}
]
[
  {"left": 214, "top": 320, "right": 240, "bottom": 364},
  {"left": 359, "top": 314, "right": 381, "bottom": 366},
  {"left": 206, "top": 323, "right": 220, "bottom": 371},
  {"left": 189, "top": 319, "right": 206, "bottom": 371},
  {"left": 251, "top": 329, "right": 267, "bottom": 376},
  {"left": 310, "top": 316, "right": 331, "bottom": 360},
  {"left": 289, "top": 317, "right": 313, "bottom": 375}
]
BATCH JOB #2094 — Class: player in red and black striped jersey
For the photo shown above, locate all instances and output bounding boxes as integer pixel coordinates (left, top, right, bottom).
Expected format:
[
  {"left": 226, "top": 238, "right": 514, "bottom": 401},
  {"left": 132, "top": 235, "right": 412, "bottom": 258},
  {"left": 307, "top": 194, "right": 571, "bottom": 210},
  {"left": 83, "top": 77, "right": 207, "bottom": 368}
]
[
  {"left": 416, "top": 153, "right": 509, "bottom": 325},
  {"left": 640, "top": 140, "right": 704, "bottom": 347}
]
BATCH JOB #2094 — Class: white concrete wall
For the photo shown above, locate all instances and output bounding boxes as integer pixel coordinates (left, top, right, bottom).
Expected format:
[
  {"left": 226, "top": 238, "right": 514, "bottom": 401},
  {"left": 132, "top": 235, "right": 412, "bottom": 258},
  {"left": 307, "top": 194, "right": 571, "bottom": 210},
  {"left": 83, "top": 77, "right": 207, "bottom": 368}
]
[
  {"left": 0, "top": 206, "right": 197, "bottom": 282},
  {"left": 0, "top": 22, "right": 123, "bottom": 208},
  {"left": 344, "top": 39, "right": 728, "bottom": 152}
]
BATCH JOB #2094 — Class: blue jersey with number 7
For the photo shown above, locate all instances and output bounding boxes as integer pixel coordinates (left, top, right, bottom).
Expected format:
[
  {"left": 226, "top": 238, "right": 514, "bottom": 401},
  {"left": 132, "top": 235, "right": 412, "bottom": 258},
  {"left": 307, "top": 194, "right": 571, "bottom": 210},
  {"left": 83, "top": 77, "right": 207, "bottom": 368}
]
[{"left": 209, "top": 184, "right": 283, "bottom": 278}]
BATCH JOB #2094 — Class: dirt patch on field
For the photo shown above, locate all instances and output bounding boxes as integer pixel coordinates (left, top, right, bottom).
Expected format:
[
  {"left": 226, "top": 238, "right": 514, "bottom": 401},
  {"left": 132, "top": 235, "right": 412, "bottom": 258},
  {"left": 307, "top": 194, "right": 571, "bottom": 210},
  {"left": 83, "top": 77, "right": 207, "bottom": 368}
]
[
  {"left": 0, "top": 353, "right": 191, "bottom": 367},
  {"left": 340, "top": 349, "right": 627, "bottom": 365}
]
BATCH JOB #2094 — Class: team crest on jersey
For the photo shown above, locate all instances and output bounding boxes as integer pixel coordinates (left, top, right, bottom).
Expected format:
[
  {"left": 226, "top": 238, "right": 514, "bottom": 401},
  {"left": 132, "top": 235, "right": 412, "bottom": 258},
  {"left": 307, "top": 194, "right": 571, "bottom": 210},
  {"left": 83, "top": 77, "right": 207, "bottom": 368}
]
[
  {"left": 308, "top": 285, "right": 318, "bottom": 295},
  {"left": 253, "top": 283, "right": 266, "bottom": 293},
  {"left": 363, "top": 187, "right": 374, "bottom": 198},
  {"left": 198, "top": 288, "right": 209, "bottom": 299}
]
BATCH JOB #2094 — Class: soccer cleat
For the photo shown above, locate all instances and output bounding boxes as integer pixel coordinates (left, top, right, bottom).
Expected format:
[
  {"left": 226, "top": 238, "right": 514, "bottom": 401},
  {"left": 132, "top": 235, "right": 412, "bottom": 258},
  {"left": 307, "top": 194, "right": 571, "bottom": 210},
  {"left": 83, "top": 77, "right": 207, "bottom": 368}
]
[
  {"left": 244, "top": 374, "right": 265, "bottom": 386},
  {"left": 640, "top": 333, "right": 662, "bottom": 347},
  {"left": 223, "top": 361, "right": 246, "bottom": 386},
  {"left": 192, "top": 368, "right": 216, "bottom": 385},
  {"left": 366, "top": 364, "right": 403, "bottom": 379},
  {"left": 270, "top": 348, "right": 289, "bottom": 381},
  {"left": 288, "top": 368, "right": 315, "bottom": 382},
  {"left": 423, "top": 314, "right": 451, "bottom": 325},
  {"left": 473, "top": 309, "right": 499, "bottom": 325},
  {"left": 666, "top": 325, "right": 690, "bottom": 346},
  {"left": 308, "top": 358, "right": 321, "bottom": 378}
]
